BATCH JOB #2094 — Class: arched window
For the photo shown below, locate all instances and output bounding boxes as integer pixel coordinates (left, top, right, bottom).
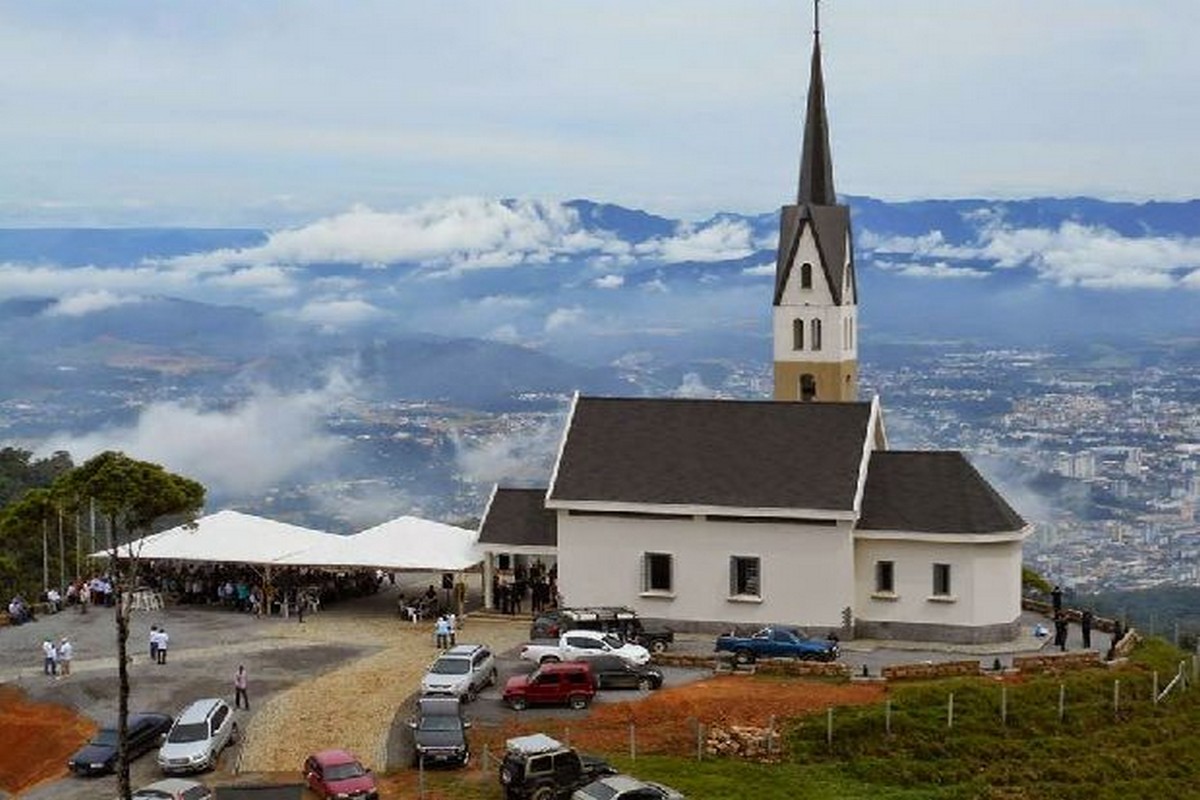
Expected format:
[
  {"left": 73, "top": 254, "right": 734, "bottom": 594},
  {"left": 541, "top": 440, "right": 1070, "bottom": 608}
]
[
  {"left": 792, "top": 318, "right": 805, "bottom": 350},
  {"left": 800, "top": 374, "right": 817, "bottom": 402},
  {"left": 800, "top": 263, "right": 813, "bottom": 290},
  {"left": 811, "top": 319, "right": 822, "bottom": 351}
]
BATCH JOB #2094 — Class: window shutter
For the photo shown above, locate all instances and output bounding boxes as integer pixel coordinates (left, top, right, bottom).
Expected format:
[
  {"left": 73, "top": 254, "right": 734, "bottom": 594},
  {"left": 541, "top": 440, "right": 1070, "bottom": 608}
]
[{"left": 729, "top": 556, "right": 737, "bottom": 595}]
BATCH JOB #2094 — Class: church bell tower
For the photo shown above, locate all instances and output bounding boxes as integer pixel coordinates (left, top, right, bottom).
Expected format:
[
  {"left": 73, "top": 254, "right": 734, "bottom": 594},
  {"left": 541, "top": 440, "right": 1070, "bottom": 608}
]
[{"left": 772, "top": 1, "right": 858, "bottom": 402}]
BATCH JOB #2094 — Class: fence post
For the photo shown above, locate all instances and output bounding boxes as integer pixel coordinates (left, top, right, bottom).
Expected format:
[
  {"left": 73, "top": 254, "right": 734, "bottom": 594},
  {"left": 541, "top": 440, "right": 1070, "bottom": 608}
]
[
  {"left": 1153, "top": 671, "right": 1160, "bottom": 705},
  {"left": 629, "top": 721, "right": 636, "bottom": 761},
  {"left": 1113, "top": 679, "right": 1120, "bottom": 720},
  {"left": 885, "top": 699, "right": 892, "bottom": 736},
  {"left": 697, "top": 723, "right": 704, "bottom": 761},
  {"left": 1001, "top": 686, "right": 1008, "bottom": 726},
  {"left": 947, "top": 692, "right": 954, "bottom": 729},
  {"left": 768, "top": 715, "right": 775, "bottom": 758},
  {"left": 418, "top": 754, "right": 426, "bottom": 799},
  {"left": 826, "top": 707, "right": 833, "bottom": 750},
  {"left": 1058, "top": 683, "right": 1065, "bottom": 723}
]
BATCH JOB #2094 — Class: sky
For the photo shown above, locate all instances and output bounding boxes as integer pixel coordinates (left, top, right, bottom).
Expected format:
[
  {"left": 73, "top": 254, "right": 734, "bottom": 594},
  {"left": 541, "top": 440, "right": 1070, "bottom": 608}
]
[{"left": 1, "top": 0, "right": 1198, "bottom": 227}]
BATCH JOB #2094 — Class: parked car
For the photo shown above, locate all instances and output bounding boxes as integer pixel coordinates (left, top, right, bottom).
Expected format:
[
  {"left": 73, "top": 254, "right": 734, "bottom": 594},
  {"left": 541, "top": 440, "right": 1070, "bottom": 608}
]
[
  {"left": 498, "top": 733, "right": 616, "bottom": 800},
  {"left": 503, "top": 661, "right": 596, "bottom": 710},
  {"left": 421, "top": 643, "right": 498, "bottom": 701},
  {"left": 156, "top": 698, "right": 238, "bottom": 774},
  {"left": 520, "top": 630, "right": 651, "bottom": 667},
  {"left": 714, "top": 626, "right": 839, "bottom": 664},
  {"left": 409, "top": 696, "right": 470, "bottom": 768},
  {"left": 572, "top": 774, "right": 686, "bottom": 800},
  {"left": 130, "top": 778, "right": 213, "bottom": 800},
  {"left": 530, "top": 607, "right": 674, "bottom": 653},
  {"left": 303, "top": 749, "right": 379, "bottom": 800},
  {"left": 68, "top": 711, "right": 173, "bottom": 776},
  {"left": 578, "top": 654, "right": 663, "bottom": 691}
]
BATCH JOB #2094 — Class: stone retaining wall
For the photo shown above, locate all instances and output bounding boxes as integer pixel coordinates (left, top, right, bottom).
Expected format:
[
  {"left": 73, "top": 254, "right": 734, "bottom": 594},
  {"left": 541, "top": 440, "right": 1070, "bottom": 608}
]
[
  {"left": 653, "top": 651, "right": 850, "bottom": 677},
  {"left": 881, "top": 660, "right": 982, "bottom": 681},
  {"left": 1012, "top": 650, "right": 1103, "bottom": 673}
]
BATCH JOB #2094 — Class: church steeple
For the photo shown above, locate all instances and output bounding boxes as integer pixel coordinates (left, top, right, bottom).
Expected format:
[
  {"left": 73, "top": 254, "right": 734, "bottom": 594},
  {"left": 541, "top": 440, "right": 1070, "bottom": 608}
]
[
  {"left": 797, "top": 1, "right": 836, "bottom": 206},
  {"left": 772, "top": 0, "right": 858, "bottom": 404}
]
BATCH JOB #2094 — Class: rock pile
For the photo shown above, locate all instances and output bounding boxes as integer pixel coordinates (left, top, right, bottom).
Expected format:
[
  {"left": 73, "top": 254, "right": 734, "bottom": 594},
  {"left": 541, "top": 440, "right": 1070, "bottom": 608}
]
[{"left": 704, "top": 724, "right": 782, "bottom": 762}]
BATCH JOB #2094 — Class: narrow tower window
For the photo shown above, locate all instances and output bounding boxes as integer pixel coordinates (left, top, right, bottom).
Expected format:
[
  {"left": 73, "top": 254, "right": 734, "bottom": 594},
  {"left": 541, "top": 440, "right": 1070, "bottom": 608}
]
[
  {"left": 792, "top": 318, "right": 805, "bottom": 350},
  {"left": 800, "top": 262, "right": 813, "bottom": 289},
  {"left": 811, "top": 319, "right": 822, "bottom": 351},
  {"left": 800, "top": 374, "right": 817, "bottom": 402}
]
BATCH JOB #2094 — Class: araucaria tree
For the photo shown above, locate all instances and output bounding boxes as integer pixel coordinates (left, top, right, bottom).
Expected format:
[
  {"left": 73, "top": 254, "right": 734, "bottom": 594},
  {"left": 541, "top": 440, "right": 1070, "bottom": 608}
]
[{"left": 54, "top": 452, "right": 204, "bottom": 800}]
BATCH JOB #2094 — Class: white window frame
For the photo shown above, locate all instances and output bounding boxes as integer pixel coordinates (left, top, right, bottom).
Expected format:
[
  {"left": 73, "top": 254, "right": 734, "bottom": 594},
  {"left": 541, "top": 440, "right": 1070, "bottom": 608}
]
[{"left": 728, "top": 555, "right": 762, "bottom": 602}]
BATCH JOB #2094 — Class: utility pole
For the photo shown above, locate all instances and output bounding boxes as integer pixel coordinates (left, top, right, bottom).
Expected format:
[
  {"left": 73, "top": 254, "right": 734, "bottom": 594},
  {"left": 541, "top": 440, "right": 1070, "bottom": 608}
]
[
  {"left": 58, "top": 509, "right": 65, "bottom": 591},
  {"left": 42, "top": 517, "right": 49, "bottom": 593}
]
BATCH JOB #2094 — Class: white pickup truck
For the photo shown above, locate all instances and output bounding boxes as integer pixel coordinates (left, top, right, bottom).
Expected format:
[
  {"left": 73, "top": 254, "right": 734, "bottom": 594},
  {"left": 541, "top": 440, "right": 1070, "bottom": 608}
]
[{"left": 519, "top": 629, "right": 652, "bottom": 666}]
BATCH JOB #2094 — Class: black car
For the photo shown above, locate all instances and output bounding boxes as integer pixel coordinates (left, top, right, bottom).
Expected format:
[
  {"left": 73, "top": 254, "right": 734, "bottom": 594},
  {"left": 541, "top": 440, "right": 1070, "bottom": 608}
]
[
  {"left": 581, "top": 655, "right": 664, "bottom": 691},
  {"left": 499, "top": 733, "right": 615, "bottom": 800},
  {"left": 68, "top": 712, "right": 173, "bottom": 776},
  {"left": 530, "top": 607, "right": 674, "bottom": 653},
  {"left": 410, "top": 696, "right": 470, "bottom": 768}
]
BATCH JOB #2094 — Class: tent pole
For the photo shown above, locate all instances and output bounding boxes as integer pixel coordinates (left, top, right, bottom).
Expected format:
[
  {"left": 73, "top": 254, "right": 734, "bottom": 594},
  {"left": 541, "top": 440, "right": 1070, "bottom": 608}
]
[{"left": 483, "top": 553, "right": 494, "bottom": 612}]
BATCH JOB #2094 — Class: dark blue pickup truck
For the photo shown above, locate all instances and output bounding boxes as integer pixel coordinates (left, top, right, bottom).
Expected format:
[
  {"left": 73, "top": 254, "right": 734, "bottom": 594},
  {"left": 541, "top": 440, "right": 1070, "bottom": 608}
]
[{"left": 714, "top": 626, "right": 839, "bottom": 664}]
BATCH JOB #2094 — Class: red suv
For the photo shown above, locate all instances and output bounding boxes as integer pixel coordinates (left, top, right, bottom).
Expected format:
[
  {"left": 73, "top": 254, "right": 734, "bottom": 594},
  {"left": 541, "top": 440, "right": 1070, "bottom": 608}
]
[
  {"left": 302, "top": 749, "right": 379, "bottom": 800},
  {"left": 503, "top": 661, "right": 596, "bottom": 710}
]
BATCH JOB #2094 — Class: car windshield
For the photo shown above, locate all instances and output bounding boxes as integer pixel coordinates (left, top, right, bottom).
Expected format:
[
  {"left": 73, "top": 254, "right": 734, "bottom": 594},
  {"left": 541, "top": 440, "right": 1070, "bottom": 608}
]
[
  {"left": 577, "top": 783, "right": 619, "bottom": 800},
  {"left": 325, "top": 761, "right": 366, "bottom": 781},
  {"left": 167, "top": 722, "right": 208, "bottom": 743},
  {"left": 418, "top": 716, "right": 462, "bottom": 732},
  {"left": 429, "top": 658, "right": 470, "bottom": 675},
  {"left": 93, "top": 728, "right": 119, "bottom": 747}
]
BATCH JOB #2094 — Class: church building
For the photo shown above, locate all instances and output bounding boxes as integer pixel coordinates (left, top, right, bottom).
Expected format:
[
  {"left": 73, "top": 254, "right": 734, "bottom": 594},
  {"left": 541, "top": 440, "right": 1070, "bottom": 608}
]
[{"left": 478, "top": 11, "right": 1030, "bottom": 644}]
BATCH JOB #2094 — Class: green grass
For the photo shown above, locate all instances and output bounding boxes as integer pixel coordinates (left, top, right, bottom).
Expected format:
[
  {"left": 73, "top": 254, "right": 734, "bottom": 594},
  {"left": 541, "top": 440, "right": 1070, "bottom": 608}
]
[{"left": 407, "top": 640, "right": 1200, "bottom": 800}]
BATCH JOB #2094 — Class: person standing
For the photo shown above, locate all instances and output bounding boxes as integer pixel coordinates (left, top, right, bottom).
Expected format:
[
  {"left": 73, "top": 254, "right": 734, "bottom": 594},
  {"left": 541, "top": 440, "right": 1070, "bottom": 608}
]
[
  {"left": 1054, "top": 614, "right": 1068, "bottom": 652},
  {"left": 157, "top": 628, "right": 169, "bottom": 664},
  {"left": 1081, "top": 609, "right": 1094, "bottom": 649},
  {"left": 149, "top": 625, "right": 160, "bottom": 663},
  {"left": 42, "top": 638, "right": 57, "bottom": 676},
  {"left": 57, "top": 636, "right": 73, "bottom": 677},
  {"left": 1050, "top": 584, "right": 1063, "bottom": 615},
  {"left": 434, "top": 615, "right": 450, "bottom": 649},
  {"left": 234, "top": 665, "right": 249, "bottom": 709}
]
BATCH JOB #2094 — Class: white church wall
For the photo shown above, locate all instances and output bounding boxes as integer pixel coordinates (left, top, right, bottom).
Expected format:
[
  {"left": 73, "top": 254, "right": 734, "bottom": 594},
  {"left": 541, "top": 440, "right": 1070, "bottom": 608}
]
[{"left": 556, "top": 510, "right": 856, "bottom": 631}]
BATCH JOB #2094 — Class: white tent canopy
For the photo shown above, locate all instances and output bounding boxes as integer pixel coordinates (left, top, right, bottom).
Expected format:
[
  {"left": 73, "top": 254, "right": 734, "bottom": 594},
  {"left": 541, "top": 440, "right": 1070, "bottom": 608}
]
[
  {"left": 278, "top": 515, "right": 482, "bottom": 572},
  {"left": 91, "top": 509, "right": 337, "bottom": 565}
]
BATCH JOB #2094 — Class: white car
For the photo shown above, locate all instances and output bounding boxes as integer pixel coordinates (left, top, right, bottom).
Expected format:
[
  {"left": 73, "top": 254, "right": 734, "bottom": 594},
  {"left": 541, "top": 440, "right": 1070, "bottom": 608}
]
[
  {"left": 420, "top": 643, "right": 497, "bottom": 701},
  {"left": 130, "top": 778, "right": 213, "bottom": 800},
  {"left": 572, "top": 774, "right": 685, "bottom": 800},
  {"left": 520, "top": 629, "right": 651, "bottom": 666}
]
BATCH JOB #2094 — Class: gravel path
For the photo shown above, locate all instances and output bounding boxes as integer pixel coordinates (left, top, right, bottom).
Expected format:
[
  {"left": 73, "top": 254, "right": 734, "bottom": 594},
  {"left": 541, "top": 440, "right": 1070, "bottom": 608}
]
[{"left": 236, "top": 606, "right": 531, "bottom": 773}]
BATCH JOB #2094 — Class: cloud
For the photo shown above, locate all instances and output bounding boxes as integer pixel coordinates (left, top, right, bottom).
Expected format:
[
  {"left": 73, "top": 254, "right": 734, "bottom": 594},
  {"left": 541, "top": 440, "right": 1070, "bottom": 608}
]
[
  {"left": 544, "top": 306, "right": 584, "bottom": 332},
  {"left": 167, "top": 198, "right": 623, "bottom": 275},
  {"left": 593, "top": 274, "right": 624, "bottom": 289},
  {"left": 453, "top": 416, "right": 566, "bottom": 486},
  {"left": 292, "top": 298, "right": 385, "bottom": 328},
  {"left": 874, "top": 260, "right": 990, "bottom": 280},
  {"left": 37, "top": 379, "right": 351, "bottom": 497},
  {"left": 43, "top": 289, "right": 143, "bottom": 317},
  {"left": 637, "top": 218, "right": 758, "bottom": 263},
  {"left": 863, "top": 221, "right": 1200, "bottom": 290},
  {"left": 741, "top": 262, "right": 775, "bottom": 277},
  {"left": 673, "top": 372, "right": 717, "bottom": 398}
]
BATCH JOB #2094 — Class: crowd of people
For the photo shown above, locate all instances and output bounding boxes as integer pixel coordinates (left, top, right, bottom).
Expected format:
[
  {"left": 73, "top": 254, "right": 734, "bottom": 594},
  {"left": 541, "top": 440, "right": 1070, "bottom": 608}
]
[{"left": 492, "top": 560, "right": 558, "bottom": 615}]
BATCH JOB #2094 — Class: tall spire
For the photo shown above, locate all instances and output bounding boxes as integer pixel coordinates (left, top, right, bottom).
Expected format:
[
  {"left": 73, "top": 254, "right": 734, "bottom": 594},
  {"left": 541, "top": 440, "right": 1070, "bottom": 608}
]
[{"left": 797, "top": 0, "right": 836, "bottom": 206}]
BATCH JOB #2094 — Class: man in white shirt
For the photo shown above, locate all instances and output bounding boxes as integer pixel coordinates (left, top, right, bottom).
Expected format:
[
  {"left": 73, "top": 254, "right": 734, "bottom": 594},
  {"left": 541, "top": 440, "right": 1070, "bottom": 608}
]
[
  {"left": 156, "top": 628, "right": 169, "bottom": 664},
  {"left": 42, "top": 638, "right": 57, "bottom": 676},
  {"left": 57, "top": 636, "right": 73, "bottom": 677}
]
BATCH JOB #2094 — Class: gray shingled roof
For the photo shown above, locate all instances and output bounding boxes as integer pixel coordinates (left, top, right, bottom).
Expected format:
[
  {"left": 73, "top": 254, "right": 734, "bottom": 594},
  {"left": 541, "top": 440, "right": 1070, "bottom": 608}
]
[
  {"left": 797, "top": 35, "right": 836, "bottom": 206},
  {"left": 478, "top": 487, "right": 558, "bottom": 547},
  {"left": 857, "top": 451, "right": 1026, "bottom": 534},
  {"left": 548, "top": 397, "right": 873, "bottom": 512},
  {"left": 773, "top": 203, "right": 852, "bottom": 307}
]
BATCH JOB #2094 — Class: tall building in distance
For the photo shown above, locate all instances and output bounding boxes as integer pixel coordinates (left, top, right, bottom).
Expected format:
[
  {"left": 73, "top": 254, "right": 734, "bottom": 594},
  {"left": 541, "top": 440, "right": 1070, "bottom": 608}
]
[{"left": 772, "top": 5, "right": 858, "bottom": 402}]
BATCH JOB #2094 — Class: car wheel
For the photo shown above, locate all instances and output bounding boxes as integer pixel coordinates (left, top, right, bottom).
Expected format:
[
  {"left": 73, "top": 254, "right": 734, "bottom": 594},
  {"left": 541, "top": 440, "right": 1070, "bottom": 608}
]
[
  {"left": 229, "top": 722, "right": 240, "bottom": 745},
  {"left": 568, "top": 694, "right": 590, "bottom": 710},
  {"left": 509, "top": 696, "right": 527, "bottom": 711},
  {"left": 489, "top": 667, "right": 498, "bottom": 686},
  {"left": 465, "top": 685, "right": 478, "bottom": 703},
  {"left": 734, "top": 649, "right": 755, "bottom": 665},
  {"left": 650, "top": 639, "right": 668, "bottom": 654},
  {"left": 637, "top": 678, "right": 651, "bottom": 691},
  {"left": 531, "top": 783, "right": 556, "bottom": 800}
]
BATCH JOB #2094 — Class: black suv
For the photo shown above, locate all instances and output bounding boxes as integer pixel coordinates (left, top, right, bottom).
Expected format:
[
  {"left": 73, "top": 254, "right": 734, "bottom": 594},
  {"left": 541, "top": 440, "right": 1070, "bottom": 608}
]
[
  {"left": 498, "top": 733, "right": 615, "bottom": 800},
  {"left": 409, "top": 696, "right": 470, "bottom": 768},
  {"left": 529, "top": 607, "right": 674, "bottom": 653},
  {"left": 581, "top": 654, "right": 664, "bottom": 691}
]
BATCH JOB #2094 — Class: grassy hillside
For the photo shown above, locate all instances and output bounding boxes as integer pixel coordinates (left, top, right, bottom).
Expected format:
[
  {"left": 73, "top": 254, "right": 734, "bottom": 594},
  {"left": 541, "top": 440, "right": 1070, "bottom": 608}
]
[{"left": 415, "top": 638, "right": 1198, "bottom": 800}]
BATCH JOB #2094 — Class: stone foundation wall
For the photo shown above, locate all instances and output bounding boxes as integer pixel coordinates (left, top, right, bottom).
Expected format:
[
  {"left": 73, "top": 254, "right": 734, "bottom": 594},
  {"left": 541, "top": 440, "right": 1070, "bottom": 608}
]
[
  {"left": 1012, "top": 651, "right": 1103, "bottom": 673},
  {"left": 855, "top": 618, "right": 1021, "bottom": 645},
  {"left": 881, "top": 660, "right": 982, "bottom": 681}
]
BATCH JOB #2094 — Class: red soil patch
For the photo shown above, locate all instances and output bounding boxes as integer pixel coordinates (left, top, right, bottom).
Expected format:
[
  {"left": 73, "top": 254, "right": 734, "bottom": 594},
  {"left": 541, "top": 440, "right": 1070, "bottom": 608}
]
[
  {"left": 482, "top": 674, "right": 887, "bottom": 757},
  {"left": 0, "top": 684, "right": 96, "bottom": 794}
]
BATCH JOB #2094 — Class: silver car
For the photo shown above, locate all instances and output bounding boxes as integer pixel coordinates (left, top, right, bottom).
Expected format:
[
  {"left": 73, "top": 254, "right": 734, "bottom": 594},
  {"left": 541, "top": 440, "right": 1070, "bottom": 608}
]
[
  {"left": 420, "top": 644, "right": 497, "bottom": 701},
  {"left": 572, "top": 774, "right": 685, "bottom": 800},
  {"left": 156, "top": 698, "right": 238, "bottom": 774}
]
